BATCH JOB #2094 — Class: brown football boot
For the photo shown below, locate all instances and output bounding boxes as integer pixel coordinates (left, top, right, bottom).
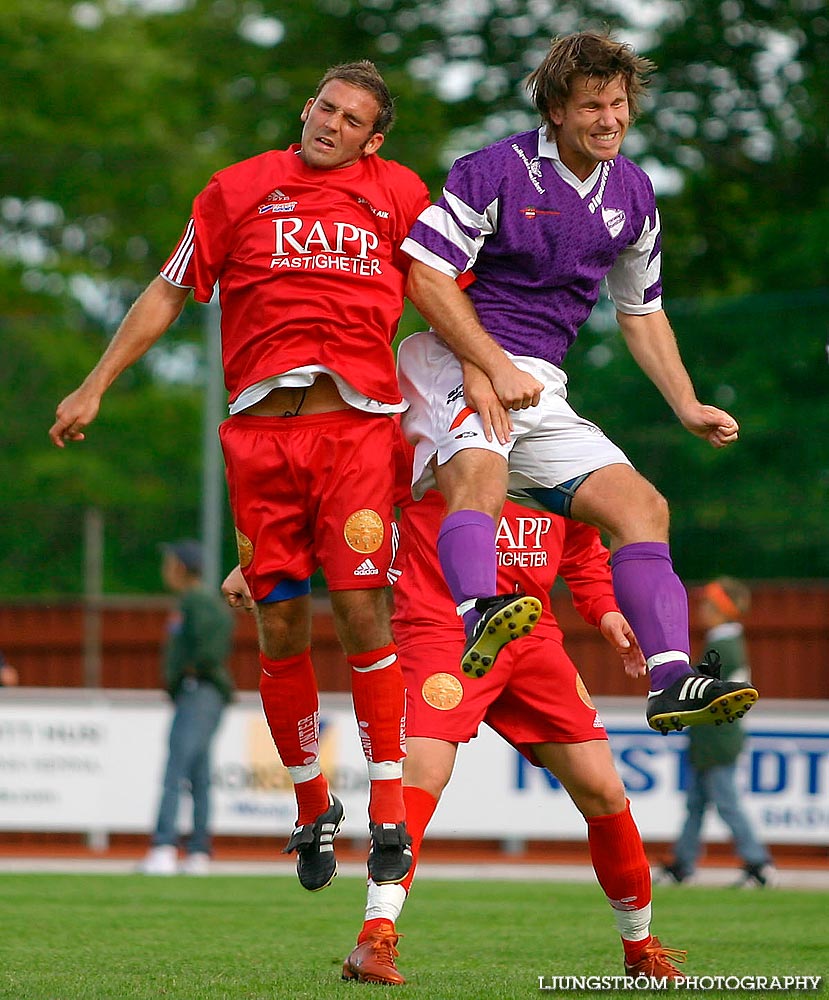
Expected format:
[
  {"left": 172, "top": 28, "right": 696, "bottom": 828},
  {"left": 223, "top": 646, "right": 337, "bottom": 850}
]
[{"left": 342, "top": 927, "right": 405, "bottom": 986}]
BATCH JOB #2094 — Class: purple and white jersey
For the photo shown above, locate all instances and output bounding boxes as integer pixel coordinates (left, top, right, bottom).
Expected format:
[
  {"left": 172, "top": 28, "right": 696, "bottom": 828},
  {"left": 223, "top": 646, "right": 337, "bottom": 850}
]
[{"left": 401, "top": 127, "right": 662, "bottom": 366}]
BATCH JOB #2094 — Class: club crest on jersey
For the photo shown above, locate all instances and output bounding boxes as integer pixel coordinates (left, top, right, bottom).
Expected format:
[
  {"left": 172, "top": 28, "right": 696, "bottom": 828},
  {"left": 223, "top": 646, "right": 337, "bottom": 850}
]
[
  {"left": 602, "top": 207, "right": 626, "bottom": 238},
  {"left": 344, "top": 509, "right": 384, "bottom": 554}
]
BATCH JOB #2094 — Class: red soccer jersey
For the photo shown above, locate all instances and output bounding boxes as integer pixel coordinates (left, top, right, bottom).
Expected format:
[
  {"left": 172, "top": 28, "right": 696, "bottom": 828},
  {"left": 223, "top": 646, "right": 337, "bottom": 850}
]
[
  {"left": 390, "top": 439, "right": 619, "bottom": 647},
  {"left": 161, "top": 145, "right": 430, "bottom": 405}
]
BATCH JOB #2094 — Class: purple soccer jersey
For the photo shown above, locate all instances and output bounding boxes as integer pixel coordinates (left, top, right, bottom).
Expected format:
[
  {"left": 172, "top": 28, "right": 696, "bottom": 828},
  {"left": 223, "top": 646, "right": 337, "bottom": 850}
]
[{"left": 401, "top": 127, "right": 663, "bottom": 366}]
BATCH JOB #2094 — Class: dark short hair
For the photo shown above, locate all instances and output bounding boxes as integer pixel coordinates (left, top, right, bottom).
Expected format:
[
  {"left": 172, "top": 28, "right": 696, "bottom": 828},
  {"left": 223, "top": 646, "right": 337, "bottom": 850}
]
[
  {"left": 161, "top": 539, "right": 203, "bottom": 576},
  {"left": 527, "top": 31, "right": 655, "bottom": 131},
  {"left": 313, "top": 60, "right": 396, "bottom": 136}
]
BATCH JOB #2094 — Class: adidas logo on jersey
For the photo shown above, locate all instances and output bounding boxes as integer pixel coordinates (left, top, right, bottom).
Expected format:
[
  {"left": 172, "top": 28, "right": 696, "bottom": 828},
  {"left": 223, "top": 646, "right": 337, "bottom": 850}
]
[{"left": 354, "top": 558, "right": 379, "bottom": 577}]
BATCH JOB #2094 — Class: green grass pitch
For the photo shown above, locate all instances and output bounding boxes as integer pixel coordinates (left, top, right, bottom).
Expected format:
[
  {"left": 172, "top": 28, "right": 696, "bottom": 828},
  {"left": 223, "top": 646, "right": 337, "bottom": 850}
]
[{"left": 0, "top": 874, "right": 825, "bottom": 999}]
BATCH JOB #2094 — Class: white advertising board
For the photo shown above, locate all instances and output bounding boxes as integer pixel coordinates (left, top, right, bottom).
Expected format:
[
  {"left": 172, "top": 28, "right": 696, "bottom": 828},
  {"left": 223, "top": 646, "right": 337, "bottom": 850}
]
[{"left": 0, "top": 692, "right": 826, "bottom": 845}]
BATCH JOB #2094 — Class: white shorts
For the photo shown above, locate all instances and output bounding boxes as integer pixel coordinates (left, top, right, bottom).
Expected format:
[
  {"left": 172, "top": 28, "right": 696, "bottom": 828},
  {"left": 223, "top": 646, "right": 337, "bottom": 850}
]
[{"left": 397, "top": 331, "right": 632, "bottom": 505}]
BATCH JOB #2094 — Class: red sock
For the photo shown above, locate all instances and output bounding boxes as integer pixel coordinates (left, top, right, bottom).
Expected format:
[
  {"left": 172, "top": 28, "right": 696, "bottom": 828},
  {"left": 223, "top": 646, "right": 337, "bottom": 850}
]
[
  {"left": 358, "top": 917, "right": 395, "bottom": 944},
  {"left": 259, "top": 650, "right": 329, "bottom": 825},
  {"left": 348, "top": 643, "right": 407, "bottom": 824},
  {"left": 294, "top": 773, "right": 330, "bottom": 827},
  {"left": 399, "top": 785, "right": 438, "bottom": 893},
  {"left": 367, "top": 776, "right": 405, "bottom": 824},
  {"left": 586, "top": 799, "right": 652, "bottom": 958},
  {"left": 623, "top": 936, "right": 654, "bottom": 962}
]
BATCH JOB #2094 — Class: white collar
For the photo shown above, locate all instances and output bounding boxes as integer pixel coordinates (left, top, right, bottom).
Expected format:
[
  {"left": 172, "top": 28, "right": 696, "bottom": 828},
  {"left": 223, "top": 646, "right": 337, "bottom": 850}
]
[{"left": 536, "top": 126, "right": 606, "bottom": 198}]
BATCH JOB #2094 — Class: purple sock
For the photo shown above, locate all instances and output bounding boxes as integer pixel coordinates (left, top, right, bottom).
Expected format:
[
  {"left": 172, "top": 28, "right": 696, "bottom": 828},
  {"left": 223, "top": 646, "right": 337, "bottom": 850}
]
[
  {"left": 610, "top": 542, "right": 691, "bottom": 692},
  {"left": 437, "top": 510, "right": 497, "bottom": 635}
]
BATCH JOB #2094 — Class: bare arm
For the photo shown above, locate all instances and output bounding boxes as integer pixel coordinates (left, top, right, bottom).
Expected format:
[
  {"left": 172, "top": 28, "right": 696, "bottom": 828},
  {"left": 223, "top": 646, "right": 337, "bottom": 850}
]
[
  {"left": 49, "top": 277, "right": 192, "bottom": 447},
  {"left": 616, "top": 309, "right": 739, "bottom": 448},
  {"left": 406, "top": 261, "right": 543, "bottom": 443}
]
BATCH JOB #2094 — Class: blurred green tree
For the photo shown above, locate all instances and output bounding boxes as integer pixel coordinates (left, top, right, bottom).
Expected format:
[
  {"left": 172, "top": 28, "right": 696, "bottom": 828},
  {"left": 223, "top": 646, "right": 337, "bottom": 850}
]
[{"left": 1, "top": 0, "right": 827, "bottom": 593}]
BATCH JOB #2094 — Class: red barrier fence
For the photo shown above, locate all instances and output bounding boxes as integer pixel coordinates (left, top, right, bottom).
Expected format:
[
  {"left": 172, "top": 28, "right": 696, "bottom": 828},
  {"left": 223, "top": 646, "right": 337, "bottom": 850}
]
[{"left": 1, "top": 581, "right": 827, "bottom": 699}]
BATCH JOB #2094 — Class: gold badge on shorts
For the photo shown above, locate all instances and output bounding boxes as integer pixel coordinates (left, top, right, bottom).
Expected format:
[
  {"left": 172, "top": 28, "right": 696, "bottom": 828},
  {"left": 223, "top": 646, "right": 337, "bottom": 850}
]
[
  {"left": 576, "top": 673, "right": 595, "bottom": 709},
  {"left": 422, "top": 672, "right": 464, "bottom": 711},
  {"left": 235, "top": 528, "right": 254, "bottom": 568},
  {"left": 343, "top": 509, "right": 384, "bottom": 554}
]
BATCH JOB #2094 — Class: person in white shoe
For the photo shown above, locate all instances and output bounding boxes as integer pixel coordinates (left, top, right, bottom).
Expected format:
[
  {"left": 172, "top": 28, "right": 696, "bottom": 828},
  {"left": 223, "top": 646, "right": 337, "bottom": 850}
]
[
  {"left": 140, "top": 540, "right": 234, "bottom": 876},
  {"left": 658, "top": 577, "right": 775, "bottom": 888}
]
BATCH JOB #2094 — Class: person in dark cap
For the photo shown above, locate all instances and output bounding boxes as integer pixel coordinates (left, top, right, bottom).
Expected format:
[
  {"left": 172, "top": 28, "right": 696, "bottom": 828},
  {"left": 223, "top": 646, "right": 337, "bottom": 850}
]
[{"left": 140, "top": 539, "right": 234, "bottom": 875}]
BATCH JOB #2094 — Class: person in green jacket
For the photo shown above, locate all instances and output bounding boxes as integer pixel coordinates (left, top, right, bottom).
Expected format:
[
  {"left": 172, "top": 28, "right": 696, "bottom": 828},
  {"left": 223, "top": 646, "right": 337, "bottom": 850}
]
[
  {"left": 140, "top": 540, "right": 234, "bottom": 876},
  {"left": 657, "top": 577, "right": 775, "bottom": 888}
]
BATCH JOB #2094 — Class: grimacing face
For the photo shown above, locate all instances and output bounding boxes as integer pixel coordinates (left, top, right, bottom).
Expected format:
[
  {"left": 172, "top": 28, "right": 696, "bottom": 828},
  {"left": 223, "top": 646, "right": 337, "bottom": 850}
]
[
  {"left": 299, "top": 79, "right": 384, "bottom": 170},
  {"left": 550, "top": 74, "right": 630, "bottom": 180}
]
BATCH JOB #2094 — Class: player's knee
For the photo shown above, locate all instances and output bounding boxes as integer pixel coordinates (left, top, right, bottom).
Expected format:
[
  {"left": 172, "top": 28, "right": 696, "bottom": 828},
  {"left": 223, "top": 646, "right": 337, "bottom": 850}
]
[
  {"left": 622, "top": 478, "right": 670, "bottom": 540},
  {"left": 403, "top": 763, "right": 450, "bottom": 800},
  {"left": 573, "top": 778, "right": 627, "bottom": 819},
  {"left": 330, "top": 590, "right": 393, "bottom": 653},
  {"left": 647, "top": 486, "right": 670, "bottom": 534}
]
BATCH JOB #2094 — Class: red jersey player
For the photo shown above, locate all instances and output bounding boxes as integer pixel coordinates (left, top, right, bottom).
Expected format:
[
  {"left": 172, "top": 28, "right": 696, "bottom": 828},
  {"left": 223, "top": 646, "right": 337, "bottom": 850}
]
[
  {"left": 340, "top": 439, "right": 687, "bottom": 984},
  {"left": 49, "top": 62, "right": 430, "bottom": 893}
]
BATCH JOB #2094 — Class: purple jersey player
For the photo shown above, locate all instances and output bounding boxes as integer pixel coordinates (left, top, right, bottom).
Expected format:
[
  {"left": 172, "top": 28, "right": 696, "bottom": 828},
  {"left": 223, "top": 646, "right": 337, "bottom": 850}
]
[{"left": 397, "top": 31, "right": 758, "bottom": 734}]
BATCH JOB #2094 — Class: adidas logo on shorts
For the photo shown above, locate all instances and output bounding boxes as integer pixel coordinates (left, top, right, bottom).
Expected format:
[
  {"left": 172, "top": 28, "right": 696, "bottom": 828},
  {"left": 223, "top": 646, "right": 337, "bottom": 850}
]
[{"left": 354, "top": 558, "right": 379, "bottom": 577}]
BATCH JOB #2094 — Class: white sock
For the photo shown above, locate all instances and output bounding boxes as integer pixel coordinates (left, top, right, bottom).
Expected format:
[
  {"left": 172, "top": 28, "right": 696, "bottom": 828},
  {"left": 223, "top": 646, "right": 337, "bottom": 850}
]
[
  {"left": 613, "top": 902, "right": 652, "bottom": 942},
  {"left": 365, "top": 878, "right": 407, "bottom": 923}
]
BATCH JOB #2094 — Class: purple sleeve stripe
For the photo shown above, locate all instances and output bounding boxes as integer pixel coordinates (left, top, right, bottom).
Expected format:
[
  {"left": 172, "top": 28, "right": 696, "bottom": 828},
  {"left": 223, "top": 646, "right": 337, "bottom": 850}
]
[{"left": 643, "top": 284, "right": 662, "bottom": 306}]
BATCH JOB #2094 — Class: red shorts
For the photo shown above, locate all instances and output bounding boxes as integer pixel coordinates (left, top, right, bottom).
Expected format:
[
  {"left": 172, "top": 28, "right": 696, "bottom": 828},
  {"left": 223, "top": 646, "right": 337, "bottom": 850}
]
[
  {"left": 219, "top": 410, "right": 398, "bottom": 601},
  {"left": 399, "top": 622, "right": 607, "bottom": 764}
]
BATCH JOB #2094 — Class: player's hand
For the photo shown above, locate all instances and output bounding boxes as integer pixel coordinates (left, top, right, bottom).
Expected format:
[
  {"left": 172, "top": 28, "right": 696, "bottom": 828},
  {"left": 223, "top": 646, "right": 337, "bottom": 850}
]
[
  {"left": 462, "top": 362, "right": 512, "bottom": 444},
  {"left": 221, "top": 564, "right": 254, "bottom": 611},
  {"left": 599, "top": 611, "right": 646, "bottom": 678},
  {"left": 49, "top": 386, "right": 102, "bottom": 448},
  {"left": 678, "top": 403, "right": 739, "bottom": 449},
  {"left": 490, "top": 358, "right": 543, "bottom": 414}
]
